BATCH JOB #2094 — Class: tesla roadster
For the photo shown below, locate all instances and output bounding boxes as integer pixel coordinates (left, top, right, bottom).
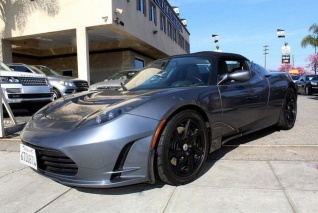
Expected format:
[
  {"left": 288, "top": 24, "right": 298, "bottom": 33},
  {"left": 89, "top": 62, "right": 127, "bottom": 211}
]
[{"left": 20, "top": 52, "right": 297, "bottom": 188}]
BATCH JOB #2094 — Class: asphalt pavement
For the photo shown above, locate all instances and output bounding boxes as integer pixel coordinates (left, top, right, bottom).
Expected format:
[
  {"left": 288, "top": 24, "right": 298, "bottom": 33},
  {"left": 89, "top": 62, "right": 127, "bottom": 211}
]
[{"left": 0, "top": 95, "right": 318, "bottom": 213}]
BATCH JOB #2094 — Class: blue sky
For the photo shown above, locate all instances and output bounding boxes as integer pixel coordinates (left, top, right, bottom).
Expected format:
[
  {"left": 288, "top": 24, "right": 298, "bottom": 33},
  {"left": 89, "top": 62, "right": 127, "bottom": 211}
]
[{"left": 169, "top": 0, "right": 317, "bottom": 70}]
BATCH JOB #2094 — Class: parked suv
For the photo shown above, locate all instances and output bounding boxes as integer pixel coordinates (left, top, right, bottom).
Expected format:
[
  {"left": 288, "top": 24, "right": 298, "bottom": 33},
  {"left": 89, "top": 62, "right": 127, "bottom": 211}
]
[
  {"left": 7, "top": 64, "right": 89, "bottom": 100},
  {"left": 0, "top": 62, "right": 52, "bottom": 112}
]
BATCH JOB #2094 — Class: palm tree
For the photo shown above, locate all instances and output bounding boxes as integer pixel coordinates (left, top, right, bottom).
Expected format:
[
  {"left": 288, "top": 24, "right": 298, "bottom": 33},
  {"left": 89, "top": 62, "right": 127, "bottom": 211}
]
[
  {"left": 301, "top": 23, "right": 318, "bottom": 53},
  {"left": 301, "top": 24, "right": 318, "bottom": 73}
]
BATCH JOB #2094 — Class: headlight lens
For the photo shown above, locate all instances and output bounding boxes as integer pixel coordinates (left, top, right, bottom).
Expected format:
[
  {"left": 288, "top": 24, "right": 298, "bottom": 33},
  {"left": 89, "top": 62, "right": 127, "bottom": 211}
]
[
  {"left": 0, "top": 76, "right": 20, "bottom": 83},
  {"left": 310, "top": 82, "right": 317, "bottom": 85},
  {"left": 89, "top": 85, "right": 97, "bottom": 91},
  {"left": 59, "top": 80, "right": 74, "bottom": 87},
  {"left": 78, "top": 106, "right": 131, "bottom": 128}
]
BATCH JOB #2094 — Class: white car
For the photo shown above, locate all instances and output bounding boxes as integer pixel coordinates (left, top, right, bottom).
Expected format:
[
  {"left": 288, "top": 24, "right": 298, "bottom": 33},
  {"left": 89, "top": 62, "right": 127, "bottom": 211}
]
[
  {"left": 0, "top": 62, "right": 52, "bottom": 112},
  {"left": 89, "top": 70, "right": 140, "bottom": 91}
]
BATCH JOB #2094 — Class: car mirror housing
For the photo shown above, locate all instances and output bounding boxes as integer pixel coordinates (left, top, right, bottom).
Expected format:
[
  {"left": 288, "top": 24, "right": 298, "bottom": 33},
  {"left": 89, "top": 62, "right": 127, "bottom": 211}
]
[{"left": 218, "top": 70, "right": 251, "bottom": 85}]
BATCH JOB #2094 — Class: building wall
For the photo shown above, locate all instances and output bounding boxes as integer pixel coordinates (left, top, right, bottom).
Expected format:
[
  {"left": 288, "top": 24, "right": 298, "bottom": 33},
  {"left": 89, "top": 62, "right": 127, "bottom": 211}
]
[
  {"left": 3, "top": 0, "right": 189, "bottom": 56},
  {"left": 13, "top": 50, "right": 153, "bottom": 84},
  {"left": 2, "top": 0, "right": 189, "bottom": 84}
]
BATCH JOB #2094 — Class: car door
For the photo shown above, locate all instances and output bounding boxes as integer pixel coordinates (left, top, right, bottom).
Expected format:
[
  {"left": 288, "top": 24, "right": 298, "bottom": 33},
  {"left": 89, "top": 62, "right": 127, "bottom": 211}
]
[
  {"left": 296, "top": 75, "right": 307, "bottom": 93},
  {"left": 217, "top": 60, "right": 269, "bottom": 137}
]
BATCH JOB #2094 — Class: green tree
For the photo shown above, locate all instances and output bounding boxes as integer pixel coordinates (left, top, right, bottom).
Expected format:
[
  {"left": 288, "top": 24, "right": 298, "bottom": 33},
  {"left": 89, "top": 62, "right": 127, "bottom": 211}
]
[
  {"left": 301, "top": 23, "right": 318, "bottom": 74},
  {"left": 301, "top": 23, "right": 318, "bottom": 53}
]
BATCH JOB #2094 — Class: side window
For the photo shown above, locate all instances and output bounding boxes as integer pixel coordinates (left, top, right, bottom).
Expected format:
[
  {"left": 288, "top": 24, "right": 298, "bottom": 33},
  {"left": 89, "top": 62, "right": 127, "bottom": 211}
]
[{"left": 217, "top": 60, "right": 248, "bottom": 76}]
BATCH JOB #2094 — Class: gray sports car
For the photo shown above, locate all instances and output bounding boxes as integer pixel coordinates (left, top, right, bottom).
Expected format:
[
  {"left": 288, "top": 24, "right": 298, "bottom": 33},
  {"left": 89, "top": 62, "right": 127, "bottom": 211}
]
[{"left": 20, "top": 52, "right": 297, "bottom": 188}]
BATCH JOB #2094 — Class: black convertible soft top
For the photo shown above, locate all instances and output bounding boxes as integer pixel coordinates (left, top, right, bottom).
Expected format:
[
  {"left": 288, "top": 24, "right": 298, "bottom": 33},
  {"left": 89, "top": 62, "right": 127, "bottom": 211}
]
[{"left": 172, "top": 51, "right": 249, "bottom": 61}]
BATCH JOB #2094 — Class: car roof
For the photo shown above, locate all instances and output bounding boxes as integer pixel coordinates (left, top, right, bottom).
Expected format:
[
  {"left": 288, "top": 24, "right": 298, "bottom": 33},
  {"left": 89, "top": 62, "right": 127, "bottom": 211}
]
[{"left": 170, "top": 51, "right": 249, "bottom": 61}]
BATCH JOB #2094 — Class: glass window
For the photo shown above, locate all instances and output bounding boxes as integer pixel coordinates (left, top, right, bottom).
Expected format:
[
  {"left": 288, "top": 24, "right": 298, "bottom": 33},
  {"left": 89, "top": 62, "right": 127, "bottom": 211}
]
[
  {"left": 137, "top": 0, "right": 146, "bottom": 16},
  {"left": 167, "top": 21, "right": 172, "bottom": 38},
  {"left": 135, "top": 58, "right": 144, "bottom": 69},
  {"left": 149, "top": 2, "right": 156, "bottom": 25},
  {"left": 160, "top": 13, "right": 166, "bottom": 33}
]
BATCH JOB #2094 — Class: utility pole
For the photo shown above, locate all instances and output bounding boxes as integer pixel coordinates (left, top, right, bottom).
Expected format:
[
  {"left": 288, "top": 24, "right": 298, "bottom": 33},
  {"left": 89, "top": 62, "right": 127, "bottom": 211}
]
[{"left": 263, "top": 45, "right": 269, "bottom": 69}]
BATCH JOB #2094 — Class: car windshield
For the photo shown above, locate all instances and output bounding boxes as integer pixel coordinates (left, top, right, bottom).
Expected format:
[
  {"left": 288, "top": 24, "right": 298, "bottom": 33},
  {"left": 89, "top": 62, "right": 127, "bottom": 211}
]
[
  {"left": 108, "top": 70, "right": 139, "bottom": 81},
  {"left": 306, "top": 75, "right": 318, "bottom": 81},
  {"left": 34, "top": 65, "right": 61, "bottom": 76},
  {"left": 291, "top": 76, "right": 300, "bottom": 80},
  {"left": 123, "top": 57, "right": 211, "bottom": 91},
  {"left": 0, "top": 62, "right": 13, "bottom": 71}
]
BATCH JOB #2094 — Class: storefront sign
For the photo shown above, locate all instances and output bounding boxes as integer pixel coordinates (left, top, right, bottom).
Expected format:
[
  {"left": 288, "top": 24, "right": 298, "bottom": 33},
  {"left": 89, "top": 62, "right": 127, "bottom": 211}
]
[
  {"left": 154, "top": 0, "right": 183, "bottom": 33},
  {"left": 282, "top": 54, "right": 290, "bottom": 64}
]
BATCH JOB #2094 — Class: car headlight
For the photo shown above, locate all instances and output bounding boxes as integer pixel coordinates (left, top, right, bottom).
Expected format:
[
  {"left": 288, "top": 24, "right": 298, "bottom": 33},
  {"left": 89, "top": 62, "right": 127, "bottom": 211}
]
[
  {"left": 77, "top": 97, "right": 147, "bottom": 128},
  {"left": 310, "top": 82, "right": 317, "bottom": 85},
  {"left": 77, "top": 106, "right": 132, "bottom": 128},
  {"left": 58, "top": 80, "right": 75, "bottom": 87},
  {"left": 89, "top": 85, "right": 97, "bottom": 91},
  {"left": 0, "top": 76, "right": 20, "bottom": 83}
]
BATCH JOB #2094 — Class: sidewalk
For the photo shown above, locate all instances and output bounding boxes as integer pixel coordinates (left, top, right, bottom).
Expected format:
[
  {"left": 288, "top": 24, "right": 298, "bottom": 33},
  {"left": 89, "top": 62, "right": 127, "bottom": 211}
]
[{"left": 1, "top": 150, "right": 317, "bottom": 213}]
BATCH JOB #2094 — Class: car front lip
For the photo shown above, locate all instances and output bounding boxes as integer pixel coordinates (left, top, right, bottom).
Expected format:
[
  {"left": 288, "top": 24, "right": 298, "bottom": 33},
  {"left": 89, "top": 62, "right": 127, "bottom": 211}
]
[{"left": 21, "top": 113, "right": 160, "bottom": 188}]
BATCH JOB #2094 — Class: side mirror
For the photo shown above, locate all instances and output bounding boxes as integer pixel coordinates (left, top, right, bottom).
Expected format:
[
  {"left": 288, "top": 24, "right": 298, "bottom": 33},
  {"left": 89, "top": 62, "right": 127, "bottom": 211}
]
[{"left": 218, "top": 70, "right": 251, "bottom": 85}]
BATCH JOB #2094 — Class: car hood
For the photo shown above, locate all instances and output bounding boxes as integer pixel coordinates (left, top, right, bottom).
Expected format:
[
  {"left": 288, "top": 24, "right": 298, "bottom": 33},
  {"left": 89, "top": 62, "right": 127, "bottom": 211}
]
[
  {"left": 90, "top": 80, "right": 124, "bottom": 88},
  {"left": 34, "top": 89, "right": 166, "bottom": 125},
  {"left": 47, "top": 75, "right": 83, "bottom": 82}
]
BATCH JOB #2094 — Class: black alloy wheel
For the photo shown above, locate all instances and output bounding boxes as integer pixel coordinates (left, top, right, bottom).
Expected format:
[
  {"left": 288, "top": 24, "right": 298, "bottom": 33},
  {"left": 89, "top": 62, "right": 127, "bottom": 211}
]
[
  {"left": 305, "top": 86, "right": 312, "bottom": 95},
  {"left": 277, "top": 87, "right": 297, "bottom": 130},
  {"left": 156, "top": 110, "right": 208, "bottom": 185}
]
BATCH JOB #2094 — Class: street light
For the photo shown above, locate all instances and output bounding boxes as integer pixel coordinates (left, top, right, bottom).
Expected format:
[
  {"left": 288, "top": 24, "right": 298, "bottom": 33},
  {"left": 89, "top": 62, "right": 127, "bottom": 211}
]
[{"left": 212, "top": 34, "right": 221, "bottom": 52}]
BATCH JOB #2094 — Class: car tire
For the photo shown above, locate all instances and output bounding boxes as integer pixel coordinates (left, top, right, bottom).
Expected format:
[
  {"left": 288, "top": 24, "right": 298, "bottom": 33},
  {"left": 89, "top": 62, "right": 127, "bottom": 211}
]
[
  {"left": 156, "top": 110, "right": 208, "bottom": 185},
  {"left": 53, "top": 88, "right": 61, "bottom": 101},
  {"left": 305, "top": 86, "right": 312, "bottom": 95},
  {"left": 277, "top": 87, "right": 297, "bottom": 130}
]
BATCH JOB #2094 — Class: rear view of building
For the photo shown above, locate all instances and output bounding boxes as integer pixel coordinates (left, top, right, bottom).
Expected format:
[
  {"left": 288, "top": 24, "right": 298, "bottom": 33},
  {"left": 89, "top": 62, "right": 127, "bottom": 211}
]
[{"left": 0, "top": 0, "right": 190, "bottom": 84}]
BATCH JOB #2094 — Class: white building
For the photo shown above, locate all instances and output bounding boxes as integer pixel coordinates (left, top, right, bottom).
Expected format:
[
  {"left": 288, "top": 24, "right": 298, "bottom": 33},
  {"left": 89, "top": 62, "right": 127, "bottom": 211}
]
[{"left": 0, "top": 0, "right": 190, "bottom": 84}]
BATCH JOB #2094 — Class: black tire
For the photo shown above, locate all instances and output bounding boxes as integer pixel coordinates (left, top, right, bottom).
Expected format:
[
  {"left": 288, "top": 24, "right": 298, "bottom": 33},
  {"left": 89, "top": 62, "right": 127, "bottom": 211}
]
[
  {"left": 305, "top": 86, "right": 312, "bottom": 95},
  {"left": 277, "top": 88, "right": 297, "bottom": 130},
  {"left": 52, "top": 88, "right": 61, "bottom": 101},
  {"left": 156, "top": 110, "right": 208, "bottom": 185}
]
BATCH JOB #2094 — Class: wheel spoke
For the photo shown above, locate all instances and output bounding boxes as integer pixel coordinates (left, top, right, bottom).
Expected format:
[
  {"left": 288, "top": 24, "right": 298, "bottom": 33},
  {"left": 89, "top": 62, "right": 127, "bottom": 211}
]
[
  {"left": 183, "top": 119, "right": 191, "bottom": 139},
  {"left": 188, "top": 149, "right": 195, "bottom": 173},
  {"left": 175, "top": 156, "right": 188, "bottom": 173}
]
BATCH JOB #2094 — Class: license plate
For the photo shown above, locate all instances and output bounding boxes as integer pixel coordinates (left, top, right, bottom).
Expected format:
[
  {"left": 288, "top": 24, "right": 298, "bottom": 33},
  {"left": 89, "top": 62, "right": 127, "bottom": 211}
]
[{"left": 20, "top": 144, "right": 38, "bottom": 170}]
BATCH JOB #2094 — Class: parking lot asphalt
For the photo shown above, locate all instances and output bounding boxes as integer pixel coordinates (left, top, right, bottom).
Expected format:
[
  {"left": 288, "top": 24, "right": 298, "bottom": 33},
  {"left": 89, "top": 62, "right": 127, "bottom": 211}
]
[{"left": 1, "top": 95, "right": 318, "bottom": 213}]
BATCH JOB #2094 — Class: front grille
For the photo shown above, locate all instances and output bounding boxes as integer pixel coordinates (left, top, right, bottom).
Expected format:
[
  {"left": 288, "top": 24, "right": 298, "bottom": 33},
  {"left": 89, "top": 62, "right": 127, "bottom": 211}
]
[
  {"left": 74, "top": 81, "right": 89, "bottom": 90},
  {"left": 8, "top": 93, "right": 52, "bottom": 99},
  {"left": 19, "top": 77, "right": 48, "bottom": 86},
  {"left": 23, "top": 142, "right": 78, "bottom": 176}
]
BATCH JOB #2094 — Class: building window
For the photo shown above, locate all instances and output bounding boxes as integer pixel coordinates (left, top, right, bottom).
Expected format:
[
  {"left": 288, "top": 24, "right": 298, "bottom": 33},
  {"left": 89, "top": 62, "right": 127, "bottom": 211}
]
[
  {"left": 167, "top": 21, "right": 172, "bottom": 38},
  {"left": 137, "top": 0, "right": 146, "bottom": 16},
  {"left": 160, "top": 13, "right": 166, "bottom": 33},
  {"left": 149, "top": 2, "right": 156, "bottom": 25},
  {"left": 173, "top": 28, "right": 177, "bottom": 42},
  {"left": 135, "top": 58, "right": 144, "bottom": 69}
]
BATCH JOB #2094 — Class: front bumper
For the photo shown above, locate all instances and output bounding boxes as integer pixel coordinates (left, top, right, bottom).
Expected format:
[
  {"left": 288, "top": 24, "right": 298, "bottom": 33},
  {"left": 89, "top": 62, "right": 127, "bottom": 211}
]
[
  {"left": 2, "top": 84, "right": 53, "bottom": 103},
  {"left": 21, "top": 114, "right": 159, "bottom": 188}
]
